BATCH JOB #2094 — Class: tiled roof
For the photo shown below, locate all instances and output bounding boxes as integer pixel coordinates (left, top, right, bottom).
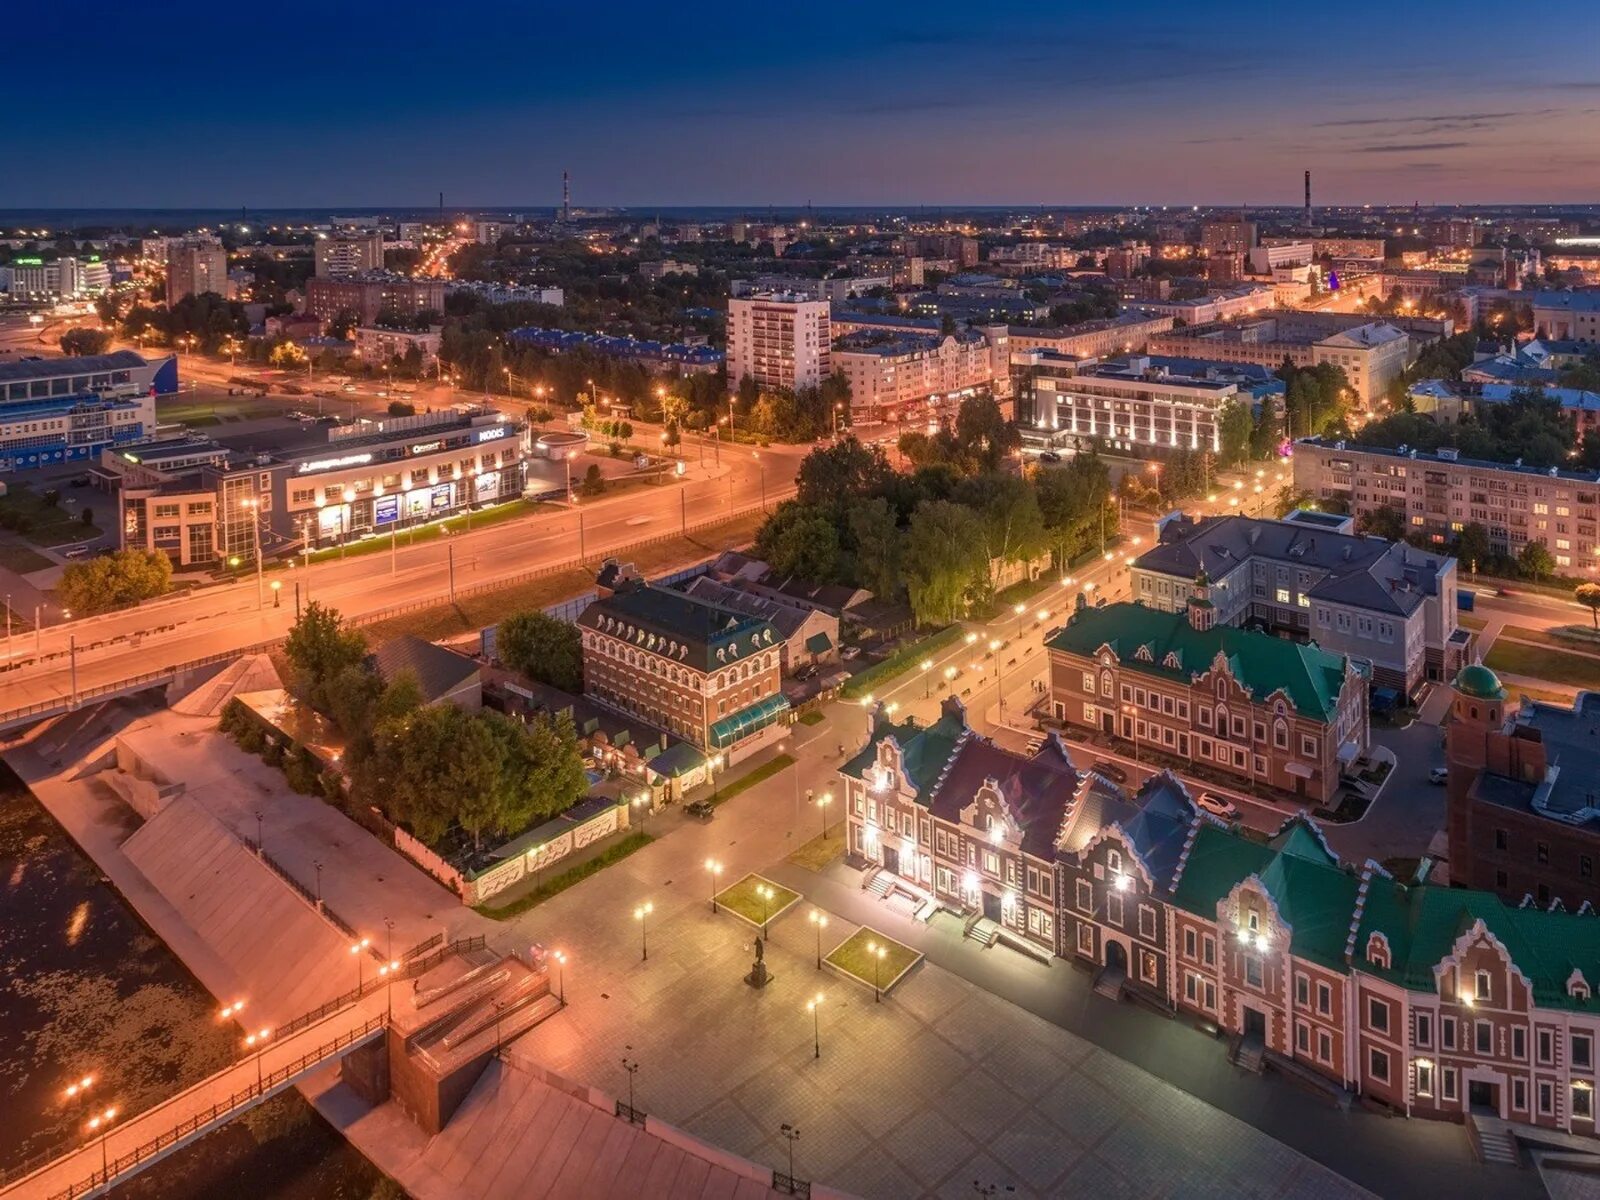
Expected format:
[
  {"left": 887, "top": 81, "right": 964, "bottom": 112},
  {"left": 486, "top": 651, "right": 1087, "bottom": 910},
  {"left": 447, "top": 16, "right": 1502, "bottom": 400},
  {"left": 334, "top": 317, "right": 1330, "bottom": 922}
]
[
  {"left": 369, "top": 635, "right": 479, "bottom": 704},
  {"left": 579, "top": 583, "right": 778, "bottom": 673},
  {"left": 924, "top": 735, "right": 1080, "bottom": 859},
  {"left": 1046, "top": 602, "right": 1353, "bottom": 721}
]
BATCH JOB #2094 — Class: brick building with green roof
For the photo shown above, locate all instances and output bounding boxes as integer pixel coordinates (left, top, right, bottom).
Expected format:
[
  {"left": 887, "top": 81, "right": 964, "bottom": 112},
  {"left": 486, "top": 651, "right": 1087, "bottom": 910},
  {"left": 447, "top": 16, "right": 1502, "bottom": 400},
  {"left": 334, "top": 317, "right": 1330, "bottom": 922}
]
[{"left": 1044, "top": 584, "right": 1368, "bottom": 804}]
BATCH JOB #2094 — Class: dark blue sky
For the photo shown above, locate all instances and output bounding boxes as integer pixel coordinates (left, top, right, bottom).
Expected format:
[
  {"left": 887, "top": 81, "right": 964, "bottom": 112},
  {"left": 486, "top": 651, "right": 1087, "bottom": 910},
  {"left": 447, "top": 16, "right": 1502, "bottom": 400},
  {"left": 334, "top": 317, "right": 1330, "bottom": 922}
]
[{"left": 6, "top": 0, "right": 1598, "bottom": 208}]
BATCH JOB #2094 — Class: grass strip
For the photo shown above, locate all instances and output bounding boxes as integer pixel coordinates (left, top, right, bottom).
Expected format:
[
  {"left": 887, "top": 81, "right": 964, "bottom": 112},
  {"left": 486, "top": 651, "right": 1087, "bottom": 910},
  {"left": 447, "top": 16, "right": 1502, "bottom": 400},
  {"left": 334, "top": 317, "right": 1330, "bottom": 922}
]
[
  {"left": 1484, "top": 639, "right": 1600, "bottom": 691},
  {"left": 796, "top": 710, "right": 825, "bottom": 726},
  {"left": 786, "top": 828, "right": 845, "bottom": 872},
  {"left": 840, "top": 625, "right": 963, "bottom": 701},
  {"left": 473, "top": 831, "right": 652, "bottom": 919},
  {"left": 715, "top": 873, "right": 800, "bottom": 927},
  {"left": 713, "top": 753, "right": 793, "bottom": 805},
  {"left": 824, "top": 926, "right": 921, "bottom": 994}
]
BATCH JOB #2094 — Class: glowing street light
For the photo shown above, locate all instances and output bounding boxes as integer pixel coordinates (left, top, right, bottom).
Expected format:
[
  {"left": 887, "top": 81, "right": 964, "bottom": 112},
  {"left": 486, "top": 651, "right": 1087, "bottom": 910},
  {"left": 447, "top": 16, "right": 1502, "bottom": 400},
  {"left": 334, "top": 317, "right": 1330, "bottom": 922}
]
[
  {"left": 817, "top": 791, "right": 833, "bottom": 840},
  {"left": 350, "top": 937, "right": 371, "bottom": 992},
  {"left": 807, "top": 993, "right": 826, "bottom": 1059},
  {"left": 245, "top": 1026, "right": 272, "bottom": 1089},
  {"left": 64, "top": 1073, "right": 95, "bottom": 1101},
  {"left": 867, "top": 940, "right": 888, "bottom": 1002},
  {"left": 757, "top": 883, "right": 775, "bottom": 937},
  {"left": 705, "top": 858, "right": 724, "bottom": 913},
  {"left": 552, "top": 949, "right": 567, "bottom": 1005},
  {"left": 920, "top": 658, "right": 934, "bottom": 697},
  {"left": 217, "top": 1000, "right": 246, "bottom": 1023},
  {"left": 808, "top": 910, "right": 828, "bottom": 969},
  {"left": 86, "top": 1106, "right": 119, "bottom": 1188}
]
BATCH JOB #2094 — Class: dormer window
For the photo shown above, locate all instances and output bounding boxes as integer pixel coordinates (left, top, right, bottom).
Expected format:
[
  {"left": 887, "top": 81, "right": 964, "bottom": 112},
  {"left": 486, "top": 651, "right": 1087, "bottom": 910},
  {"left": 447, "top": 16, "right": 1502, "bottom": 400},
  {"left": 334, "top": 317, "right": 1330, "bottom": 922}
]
[
  {"left": 1162, "top": 651, "right": 1182, "bottom": 670},
  {"left": 1135, "top": 644, "right": 1154, "bottom": 662},
  {"left": 1571, "top": 970, "right": 1592, "bottom": 1002},
  {"left": 1366, "top": 932, "right": 1391, "bottom": 970}
]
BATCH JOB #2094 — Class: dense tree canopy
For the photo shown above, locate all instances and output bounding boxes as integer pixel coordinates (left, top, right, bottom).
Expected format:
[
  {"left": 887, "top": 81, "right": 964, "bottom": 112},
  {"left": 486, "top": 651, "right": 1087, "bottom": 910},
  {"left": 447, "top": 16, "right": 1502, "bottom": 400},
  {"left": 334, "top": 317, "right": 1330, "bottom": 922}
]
[
  {"left": 497, "top": 610, "right": 584, "bottom": 692},
  {"left": 57, "top": 549, "right": 172, "bottom": 615}
]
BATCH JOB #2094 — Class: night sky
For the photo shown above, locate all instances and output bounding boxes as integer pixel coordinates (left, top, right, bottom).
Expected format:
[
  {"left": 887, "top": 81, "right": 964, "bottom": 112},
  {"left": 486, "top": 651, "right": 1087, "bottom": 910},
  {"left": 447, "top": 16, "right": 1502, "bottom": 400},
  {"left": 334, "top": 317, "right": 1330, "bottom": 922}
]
[{"left": 6, "top": 0, "right": 1598, "bottom": 208}]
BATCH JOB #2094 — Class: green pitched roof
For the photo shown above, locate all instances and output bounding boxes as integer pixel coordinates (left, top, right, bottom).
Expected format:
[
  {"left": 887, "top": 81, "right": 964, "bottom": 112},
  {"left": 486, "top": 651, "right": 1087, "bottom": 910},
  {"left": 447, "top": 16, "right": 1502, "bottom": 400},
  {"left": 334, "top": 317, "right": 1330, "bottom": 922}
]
[{"left": 1046, "top": 602, "right": 1353, "bottom": 721}]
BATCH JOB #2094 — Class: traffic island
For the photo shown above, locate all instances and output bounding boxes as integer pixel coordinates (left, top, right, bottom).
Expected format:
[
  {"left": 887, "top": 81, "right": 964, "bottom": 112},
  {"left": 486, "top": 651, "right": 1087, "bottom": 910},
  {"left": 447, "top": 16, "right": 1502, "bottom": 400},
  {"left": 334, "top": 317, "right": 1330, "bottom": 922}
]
[
  {"left": 824, "top": 927, "right": 920, "bottom": 999},
  {"left": 714, "top": 873, "right": 799, "bottom": 931}
]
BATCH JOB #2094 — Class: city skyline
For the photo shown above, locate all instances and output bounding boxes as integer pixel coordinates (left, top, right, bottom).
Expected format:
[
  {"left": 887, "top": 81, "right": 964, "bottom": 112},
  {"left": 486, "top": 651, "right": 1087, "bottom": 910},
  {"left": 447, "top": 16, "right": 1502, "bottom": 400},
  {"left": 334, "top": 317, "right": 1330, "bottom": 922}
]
[{"left": 6, "top": 0, "right": 1599, "bottom": 209}]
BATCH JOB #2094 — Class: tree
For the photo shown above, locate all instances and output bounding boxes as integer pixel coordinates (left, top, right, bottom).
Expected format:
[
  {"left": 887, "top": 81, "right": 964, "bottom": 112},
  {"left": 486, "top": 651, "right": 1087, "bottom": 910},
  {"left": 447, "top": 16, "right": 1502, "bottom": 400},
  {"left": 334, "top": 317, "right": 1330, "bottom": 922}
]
[
  {"left": 845, "top": 496, "right": 902, "bottom": 599},
  {"left": 754, "top": 500, "right": 840, "bottom": 581},
  {"left": 487, "top": 708, "right": 586, "bottom": 833},
  {"left": 1355, "top": 505, "right": 1406, "bottom": 542},
  {"left": 366, "top": 704, "right": 506, "bottom": 850},
  {"left": 952, "top": 395, "right": 1020, "bottom": 474},
  {"left": 57, "top": 549, "right": 172, "bottom": 616},
  {"left": 1518, "top": 539, "right": 1555, "bottom": 582},
  {"left": 1577, "top": 583, "right": 1600, "bottom": 630},
  {"left": 283, "top": 601, "right": 368, "bottom": 711},
  {"left": 1216, "top": 399, "right": 1253, "bottom": 467},
  {"left": 269, "top": 340, "right": 307, "bottom": 368},
  {"left": 497, "top": 611, "right": 584, "bottom": 692},
  {"left": 1036, "top": 451, "right": 1111, "bottom": 564},
  {"left": 326, "top": 308, "right": 360, "bottom": 340},
  {"left": 80, "top": 506, "right": 94, "bottom": 527},
  {"left": 59, "top": 327, "right": 110, "bottom": 356},
  {"left": 954, "top": 473, "right": 1048, "bottom": 591},
  {"left": 1453, "top": 523, "right": 1492, "bottom": 575},
  {"left": 795, "top": 438, "right": 891, "bottom": 509},
  {"left": 580, "top": 464, "right": 606, "bottom": 496},
  {"left": 902, "top": 501, "right": 989, "bottom": 626}
]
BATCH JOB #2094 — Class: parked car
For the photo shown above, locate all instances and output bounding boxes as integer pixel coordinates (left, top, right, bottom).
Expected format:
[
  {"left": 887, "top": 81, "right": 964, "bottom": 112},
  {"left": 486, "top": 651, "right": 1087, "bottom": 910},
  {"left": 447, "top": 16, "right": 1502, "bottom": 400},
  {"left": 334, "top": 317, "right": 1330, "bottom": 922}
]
[
  {"left": 685, "top": 798, "right": 716, "bottom": 820},
  {"left": 69, "top": 474, "right": 90, "bottom": 487},
  {"left": 1094, "top": 760, "right": 1129, "bottom": 784},
  {"left": 341, "top": 383, "right": 357, "bottom": 393},
  {"left": 840, "top": 646, "right": 862, "bottom": 661},
  {"left": 1196, "top": 791, "right": 1238, "bottom": 819},
  {"left": 1039, "top": 450, "right": 1062, "bottom": 463},
  {"left": 1429, "top": 766, "right": 1449, "bottom": 785}
]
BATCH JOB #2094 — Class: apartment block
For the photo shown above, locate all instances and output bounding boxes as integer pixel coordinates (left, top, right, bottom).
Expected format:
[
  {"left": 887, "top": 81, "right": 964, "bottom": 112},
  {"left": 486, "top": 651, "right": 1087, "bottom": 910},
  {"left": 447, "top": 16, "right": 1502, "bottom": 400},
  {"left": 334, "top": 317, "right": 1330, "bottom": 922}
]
[
  {"left": 1293, "top": 437, "right": 1600, "bottom": 579},
  {"left": 726, "top": 293, "right": 831, "bottom": 394},
  {"left": 313, "top": 231, "right": 385, "bottom": 278},
  {"left": 1533, "top": 291, "right": 1600, "bottom": 344},
  {"left": 304, "top": 273, "right": 446, "bottom": 325},
  {"left": 833, "top": 327, "right": 1007, "bottom": 425},
  {"left": 166, "top": 235, "right": 229, "bottom": 303}
]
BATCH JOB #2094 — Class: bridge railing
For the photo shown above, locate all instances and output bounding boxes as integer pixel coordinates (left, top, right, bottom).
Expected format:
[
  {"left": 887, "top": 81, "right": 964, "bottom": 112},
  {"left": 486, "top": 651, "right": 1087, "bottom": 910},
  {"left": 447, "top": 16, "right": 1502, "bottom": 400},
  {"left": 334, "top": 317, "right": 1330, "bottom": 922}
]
[{"left": 39, "top": 1015, "right": 385, "bottom": 1200}]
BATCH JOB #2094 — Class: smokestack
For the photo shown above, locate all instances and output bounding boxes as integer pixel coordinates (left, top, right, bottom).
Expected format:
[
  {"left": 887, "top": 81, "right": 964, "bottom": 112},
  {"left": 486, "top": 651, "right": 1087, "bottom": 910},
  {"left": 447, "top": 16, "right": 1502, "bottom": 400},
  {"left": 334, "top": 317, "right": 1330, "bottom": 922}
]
[
  {"left": 562, "top": 170, "right": 571, "bottom": 223},
  {"left": 438, "top": 191, "right": 443, "bottom": 218},
  {"left": 1304, "top": 170, "right": 1312, "bottom": 224}
]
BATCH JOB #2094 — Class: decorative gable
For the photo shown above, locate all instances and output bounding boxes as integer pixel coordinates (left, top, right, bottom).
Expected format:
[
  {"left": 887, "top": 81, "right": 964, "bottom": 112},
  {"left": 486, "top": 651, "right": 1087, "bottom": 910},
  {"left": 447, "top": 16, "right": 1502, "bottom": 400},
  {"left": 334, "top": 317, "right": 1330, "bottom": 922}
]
[
  {"left": 1163, "top": 650, "right": 1182, "bottom": 670},
  {"left": 1135, "top": 643, "right": 1154, "bottom": 663},
  {"left": 1366, "top": 931, "right": 1391, "bottom": 970},
  {"left": 1570, "top": 970, "right": 1592, "bottom": 1002}
]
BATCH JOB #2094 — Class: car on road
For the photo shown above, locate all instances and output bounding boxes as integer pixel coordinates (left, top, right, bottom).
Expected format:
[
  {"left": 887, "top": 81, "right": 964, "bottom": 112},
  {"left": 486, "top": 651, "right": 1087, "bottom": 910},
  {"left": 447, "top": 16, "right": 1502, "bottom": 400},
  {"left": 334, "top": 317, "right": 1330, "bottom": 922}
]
[
  {"left": 1039, "top": 450, "right": 1062, "bottom": 463},
  {"left": 685, "top": 798, "right": 716, "bottom": 820},
  {"left": 1429, "top": 766, "right": 1449, "bottom": 785},
  {"left": 341, "top": 383, "right": 357, "bottom": 393},
  {"left": 1093, "top": 760, "right": 1129, "bottom": 784},
  {"left": 1195, "top": 791, "right": 1238, "bottom": 819},
  {"left": 840, "top": 646, "right": 862, "bottom": 661}
]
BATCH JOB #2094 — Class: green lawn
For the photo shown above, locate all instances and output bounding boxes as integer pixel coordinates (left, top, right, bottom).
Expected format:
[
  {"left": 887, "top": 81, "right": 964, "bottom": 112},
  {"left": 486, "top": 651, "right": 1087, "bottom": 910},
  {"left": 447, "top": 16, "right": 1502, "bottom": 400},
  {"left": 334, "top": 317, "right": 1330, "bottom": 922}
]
[
  {"left": 1484, "top": 639, "right": 1600, "bottom": 692},
  {"left": 786, "top": 828, "right": 845, "bottom": 872},
  {"left": 0, "top": 485, "right": 101, "bottom": 547},
  {"left": 796, "top": 709, "right": 825, "bottom": 726},
  {"left": 300, "top": 499, "right": 551, "bottom": 566},
  {"left": 824, "top": 927, "right": 921, "bottom": 996},
  {"left": 712, "top": 753, "right": 793, "bottom": 805},
  {"left": 473, "top": 831, "right": 652, "bottom": 919},
  {"left": 714, "top": 873, "right": 800, "bottom": 929},
  {"left": 0, "top": 543, "right": 53, "bottom": 573}
]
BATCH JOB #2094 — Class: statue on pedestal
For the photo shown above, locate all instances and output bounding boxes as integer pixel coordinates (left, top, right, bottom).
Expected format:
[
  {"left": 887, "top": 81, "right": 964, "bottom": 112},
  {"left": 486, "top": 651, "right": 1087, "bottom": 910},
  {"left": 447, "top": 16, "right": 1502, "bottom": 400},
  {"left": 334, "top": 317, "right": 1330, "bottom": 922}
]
[{"left": 745, "top": 934, "right": 771, "bottom": 988}]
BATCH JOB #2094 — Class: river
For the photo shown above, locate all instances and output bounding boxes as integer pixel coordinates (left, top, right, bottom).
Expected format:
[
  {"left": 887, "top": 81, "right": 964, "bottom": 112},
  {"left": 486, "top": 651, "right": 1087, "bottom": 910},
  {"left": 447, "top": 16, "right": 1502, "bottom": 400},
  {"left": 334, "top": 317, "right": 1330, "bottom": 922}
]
[{"left": 0, "top": 764, "right": 389, "bottom": 1199}]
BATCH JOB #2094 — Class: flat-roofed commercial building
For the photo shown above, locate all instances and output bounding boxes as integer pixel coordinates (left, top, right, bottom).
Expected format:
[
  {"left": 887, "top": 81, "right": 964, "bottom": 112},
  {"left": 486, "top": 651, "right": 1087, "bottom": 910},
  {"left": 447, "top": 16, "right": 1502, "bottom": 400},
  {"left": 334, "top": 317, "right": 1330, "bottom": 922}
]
[
  {"left": 0, "top": 351, "right": 176, "bottom": 474},
  {"left": 1533, "top": 290, "right": 1600, "bottom": 344},
  {"left": 113, "top": 408, "right": 523, "bottom": 567},
  {"left": 1294, "top": 436, "right": 1600, "bottom": 579},
  {"left": 1017, "top": 354, "right": 1239, "bottom": 459}
]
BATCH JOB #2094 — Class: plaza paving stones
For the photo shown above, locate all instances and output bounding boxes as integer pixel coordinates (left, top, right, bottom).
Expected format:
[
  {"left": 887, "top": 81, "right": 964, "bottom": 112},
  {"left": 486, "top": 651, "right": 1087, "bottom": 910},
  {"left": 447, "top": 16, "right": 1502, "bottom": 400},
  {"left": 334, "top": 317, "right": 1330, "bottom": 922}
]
[{"left": 508, "top": 848, "right": 1378, "bottom": 1200}]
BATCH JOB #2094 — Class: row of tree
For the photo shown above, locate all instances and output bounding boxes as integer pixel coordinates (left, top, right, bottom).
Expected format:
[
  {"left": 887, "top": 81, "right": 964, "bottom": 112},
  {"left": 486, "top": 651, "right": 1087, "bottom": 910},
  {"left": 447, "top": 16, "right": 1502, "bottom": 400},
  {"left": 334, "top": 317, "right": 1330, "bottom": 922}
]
[
  {"left": 281, "top": 603, "right": 586, "bottom": 856},
  {"left": 753, "top": 411, "right": 1113, "bottom": 627}
]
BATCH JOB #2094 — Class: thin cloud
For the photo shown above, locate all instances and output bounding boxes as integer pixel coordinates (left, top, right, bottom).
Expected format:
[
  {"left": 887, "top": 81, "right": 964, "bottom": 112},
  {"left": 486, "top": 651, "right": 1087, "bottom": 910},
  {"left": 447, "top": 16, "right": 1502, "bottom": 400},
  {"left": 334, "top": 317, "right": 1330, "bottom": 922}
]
[
  {"left": 1316, "top": 111, "right": 1523, "bottom": 128},
  {"left": 1356, "top": 141, "right": 1471, "bottom": 153}
]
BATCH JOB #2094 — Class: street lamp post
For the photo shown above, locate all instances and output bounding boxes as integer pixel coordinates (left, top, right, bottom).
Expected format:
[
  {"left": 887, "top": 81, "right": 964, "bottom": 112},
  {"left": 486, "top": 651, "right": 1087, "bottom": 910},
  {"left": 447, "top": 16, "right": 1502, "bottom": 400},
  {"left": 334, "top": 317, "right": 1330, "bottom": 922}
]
[
  {"left": 705, "top": 859, "right": 724, "bottom": 912},
  {"left": 631, "top": 791, "right": 650, "bottom": 831},
  {"left": 780, "top": 1124, "right": 801, "bottom": 1183},
  {"left": 807, "top": 994, "right": 824, "bottom": 1059},
  {"left": 621, "top": 1055, "right": 639, "bottom": 1115},
  {"left": 350, "top": 937, "right": 371, "bottom": 993},
  {"left": 921, "top": 658, "right": 934, "bottom": 698},
  {"left": 867, "top": 941, "right": 887, "bottom": 1002},
  {"left": 270, "top": 580, "right": 281, "bottom": 608},
  {"left": 758, "top": 883, "right": 774, "bottom": 938},
  {"left": 817, "top": 791, "right": 832, "bottom": 839},
  {"left": 710, "top": 753, "right": 725, "bottom": 802},
  {"left": 634, "top": 902, "right": 653, "bottom": 961},
  {"left": 808, "top": 910, "right": 828, "bottom": 969},
  {"left": 245, "top": 1027, "right": 272, "bottom": 1090},
  {"left": 990, "top": 637, "right": 1006, "bottom": 723},
  {"left": 552, "top": 949, "right": 567, "bottom": 1005},
  {"left": 242, "top": 497, "right": 264, "bottom": 609},
  {"left": 86, "top": 1106, "right": 118, "bottom": 1189},
  {"left": 378, "top": 958, "right": 400, "bottom": 1020}
]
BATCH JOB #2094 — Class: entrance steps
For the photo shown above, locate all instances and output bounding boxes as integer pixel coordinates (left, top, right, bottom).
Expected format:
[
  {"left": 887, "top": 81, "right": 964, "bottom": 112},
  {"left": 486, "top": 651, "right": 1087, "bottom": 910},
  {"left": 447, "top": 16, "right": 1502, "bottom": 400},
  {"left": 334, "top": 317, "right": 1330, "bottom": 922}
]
[
  {"left": 963, "top": 913, "right": 1000, "bottom": 948},
  {"left": 1229, "top": 1033, "right": 1266, "bottom": 1075},
  {"left": 1469, "top": 1112, "right": 1519, "bottom": 1167},
  {"left": 864, "top": 869, "right": 893, "bottom": 900},
  {"left": 1092, "top": 964, "right": 1125, "bottom": 1003}
]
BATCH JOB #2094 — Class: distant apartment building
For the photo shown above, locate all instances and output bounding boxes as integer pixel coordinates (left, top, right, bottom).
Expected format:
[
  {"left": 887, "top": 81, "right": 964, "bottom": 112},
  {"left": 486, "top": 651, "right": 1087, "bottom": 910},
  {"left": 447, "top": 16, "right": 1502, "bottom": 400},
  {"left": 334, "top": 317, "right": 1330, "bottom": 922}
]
[
  {"left": 731, "top": 275, "right": 887, "bottom": 302},
  {"left": 506, "top": 326, "right": 722, "bottom": 375},
  {"left": 1294, "top": 437, "right": 1600, "bottom": 577},
  {"left": 1201, "top": 216, "right": 1257, "bottom": 256},
  {"left": 833, "top": 328, "right": 1006, "bottom": 425},
  {"left": 166, "top": 236, "right": 229, "bottom": 303},
  {"left": 1004, "top": 311, "right": 1174, "bottom": 360},
  {"left": 354, "top": 325, "right": 442, "bottom": 368},
  {"left": 1248, "top": 242, "right": 1315, "bottom": 275},
  {"left": 1132, "top": 285, "right": 1276, "bottom": 326},
  {"left": 1046, "top": 595, "right": 1369, "bottom": 804},
  {"left": 639, "top": 259, "right": 700, "bottom": 281},
  {"left": 1132, "top": 511, "right": 1467, "bottom": 693},
  {"left": 726, "top": 293, "right": 831, "bottom": 394},
  {"left": 445, "top": 281, "right": 563, "bottom": 307},
  {"left": 313, "top": 231, "right": 385, "bottom": 278},
  {"left": 1104, "top": 244, "right": 1150, "bottom": 279},
  {"left": 304, "top": 274, "right": 446, "bottom": 325},
  {"left": 1149, "top": 315, "right": 1410, "bottom": 405},
  {"left": 988, "top": 242, "right": 1078, "bottom": 269},
  {"left": 576, "top": 571, "right": 789, "bottom": 758},
  {"left": 1533, "top": 291, "right": 1600, "bottom": 344}
]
